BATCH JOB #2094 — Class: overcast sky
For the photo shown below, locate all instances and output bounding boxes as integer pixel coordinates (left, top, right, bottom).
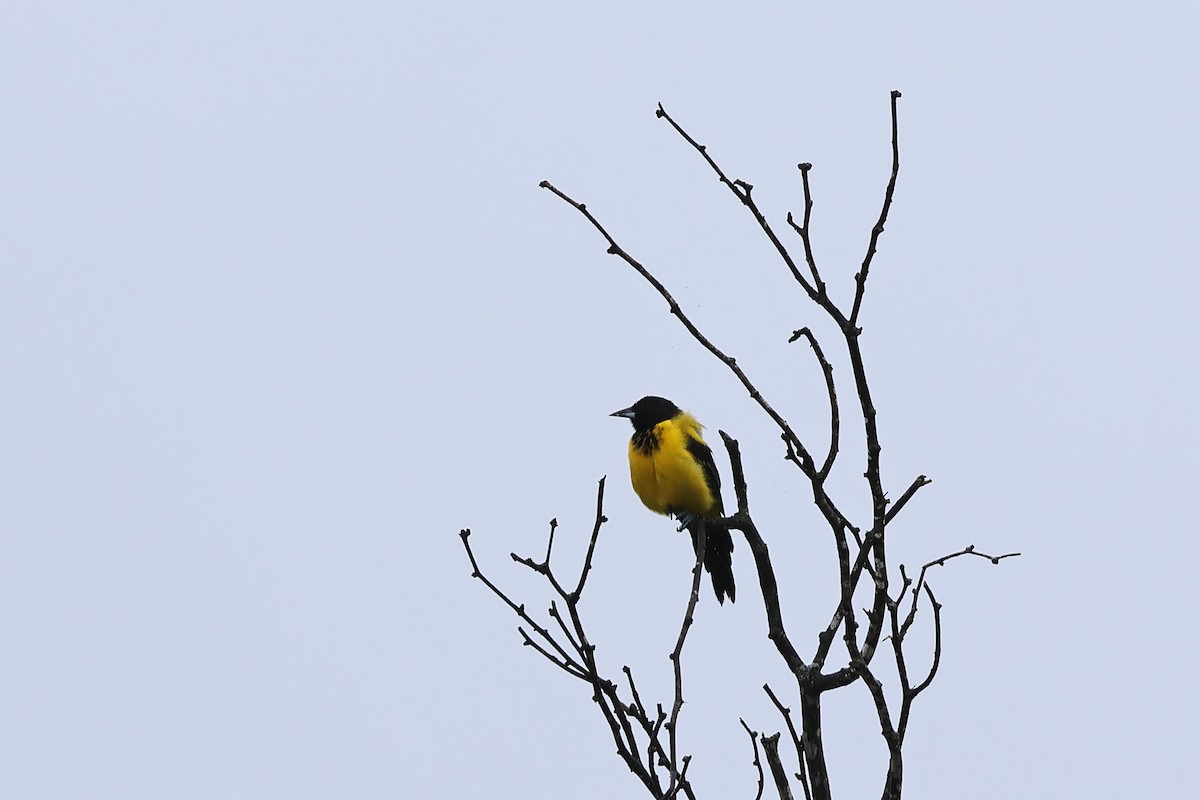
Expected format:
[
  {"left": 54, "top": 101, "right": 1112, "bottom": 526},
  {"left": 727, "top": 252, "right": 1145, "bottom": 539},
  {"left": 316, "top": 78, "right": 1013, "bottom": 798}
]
[{"left": 3, "top": 2, "right": 1198, "bottom": 798}]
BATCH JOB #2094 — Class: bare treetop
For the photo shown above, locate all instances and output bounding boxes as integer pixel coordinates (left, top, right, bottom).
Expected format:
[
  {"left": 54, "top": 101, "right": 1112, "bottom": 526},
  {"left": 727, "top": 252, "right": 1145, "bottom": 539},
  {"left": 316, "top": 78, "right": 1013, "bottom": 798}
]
[{"left": 464, "top": 92, "right": 1018, "bottom": 800}]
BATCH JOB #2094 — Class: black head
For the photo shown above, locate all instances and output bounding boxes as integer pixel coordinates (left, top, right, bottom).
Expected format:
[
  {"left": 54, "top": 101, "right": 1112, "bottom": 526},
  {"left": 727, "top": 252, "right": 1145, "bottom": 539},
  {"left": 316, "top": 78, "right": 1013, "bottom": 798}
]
[{"left": 610, "top": 396, "right": 681, "bottom": 433}]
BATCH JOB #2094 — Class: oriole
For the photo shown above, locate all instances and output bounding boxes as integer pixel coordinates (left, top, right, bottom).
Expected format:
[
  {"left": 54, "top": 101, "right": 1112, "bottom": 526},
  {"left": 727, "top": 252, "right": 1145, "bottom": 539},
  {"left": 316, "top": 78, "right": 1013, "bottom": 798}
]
[{"left": 611, "top": 396, "right": 736, "bottom": 604}]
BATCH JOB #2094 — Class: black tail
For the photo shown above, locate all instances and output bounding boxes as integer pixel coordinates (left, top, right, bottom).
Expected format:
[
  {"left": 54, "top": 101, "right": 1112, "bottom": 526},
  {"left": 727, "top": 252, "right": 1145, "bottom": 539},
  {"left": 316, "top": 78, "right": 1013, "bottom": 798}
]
[{"left": 689, "top": 518, "right": 736, "bottom": 604}]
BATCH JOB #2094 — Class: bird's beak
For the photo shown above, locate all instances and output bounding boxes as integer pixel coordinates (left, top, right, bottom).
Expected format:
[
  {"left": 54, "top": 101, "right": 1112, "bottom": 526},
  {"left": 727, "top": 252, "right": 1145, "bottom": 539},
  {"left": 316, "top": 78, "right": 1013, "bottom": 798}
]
[{"left": 610, "top": 406, "right": 636, "bottom": 419}]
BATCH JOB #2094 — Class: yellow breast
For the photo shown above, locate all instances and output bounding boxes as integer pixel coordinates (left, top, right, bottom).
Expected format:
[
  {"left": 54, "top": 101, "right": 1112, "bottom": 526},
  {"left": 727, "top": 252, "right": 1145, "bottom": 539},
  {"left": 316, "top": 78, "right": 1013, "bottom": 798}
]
[{"left": 627, "top": 414, "right": 716, "bottom": 517}]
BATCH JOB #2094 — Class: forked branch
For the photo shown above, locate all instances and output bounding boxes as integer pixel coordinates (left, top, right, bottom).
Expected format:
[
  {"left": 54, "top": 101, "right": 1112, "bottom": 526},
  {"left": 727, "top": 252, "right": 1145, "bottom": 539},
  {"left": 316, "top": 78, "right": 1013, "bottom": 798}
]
[{"left": 461, "top": 477, "right": 706, "bottom": 800}]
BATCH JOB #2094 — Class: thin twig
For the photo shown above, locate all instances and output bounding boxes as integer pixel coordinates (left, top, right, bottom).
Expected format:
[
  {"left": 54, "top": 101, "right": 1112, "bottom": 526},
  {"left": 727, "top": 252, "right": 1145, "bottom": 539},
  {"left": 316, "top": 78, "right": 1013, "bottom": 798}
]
[
  {"left": 909, "top": 584, "right": 943, "bottom": 699},
  {"left": 850, "top": 90, "right": 902, "bottom": 329},
  {"left": 741, "top": 719, "right": 765, "bottom": 800},
  {"left": 515, "top": 625, "right": 587, "bottom": 679},
  {"left": 895, "top": 582, "right": 944, "bottom": 746},
  {"left": 543, "top": 517, "right": 558, "bottom": 567},
  {"left": 539, "top": 180, "right": 816, "bottom": 477},
  {"left": 764, "top": 684, "right": 813, "bottom": 800},
  {"left": 464, "top": 495, "right": 704, "bottom": 800},
  {"left": 547, "top": 601, "right": 584, "bottom": 656},
  {"left": 785, "top": 162, "right": 825, "bottom": 295},
  {"left": 624, "top": 665, "right": 649, "bottom": 721},
  {"left": 788, "top": 328, "right": 839, "bottom": 480},
  {"left": 624, "top": 668, "right": 672, "bottom": 786},
  {"left": 883, "top": 474, "right": 932, "bottom": 525},
  {"left": 888, "top": 598, "right": 912, "bottom": 699},
  {"left": 901, "top": 545, "right": 1021, "bottom": 638},
  {"left": 572, "top": 476, "right": 609, "bottom": 599},
  {"left": 460, "top": 530, "right": 584, "bottom": 673},
  {"left": 655, "top": 103, "right": 819, "bottom": 304},
  {"left": 665, "top": 523, "right": 706, "bottom": 799}
]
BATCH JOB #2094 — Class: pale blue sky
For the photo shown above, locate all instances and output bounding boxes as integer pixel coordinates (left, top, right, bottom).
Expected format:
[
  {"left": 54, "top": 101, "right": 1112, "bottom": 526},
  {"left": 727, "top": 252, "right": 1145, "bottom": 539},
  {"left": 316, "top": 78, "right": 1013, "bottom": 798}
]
[{"left": 2, "top": 2, "right": 1197, "bottom": 798}]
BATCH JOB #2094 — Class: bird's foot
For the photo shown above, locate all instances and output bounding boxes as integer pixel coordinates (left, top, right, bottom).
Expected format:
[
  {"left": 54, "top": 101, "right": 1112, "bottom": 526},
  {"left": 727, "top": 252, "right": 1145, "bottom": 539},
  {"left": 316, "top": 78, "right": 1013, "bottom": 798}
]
[{"left": 674, "top": 512, "right": 697, "bottom": 532}]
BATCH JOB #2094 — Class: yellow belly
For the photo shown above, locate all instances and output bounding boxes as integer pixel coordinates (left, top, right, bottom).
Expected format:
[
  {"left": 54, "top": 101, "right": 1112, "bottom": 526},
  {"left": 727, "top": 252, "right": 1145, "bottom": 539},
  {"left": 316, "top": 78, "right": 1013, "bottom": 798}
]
[{"left": 628, "top": 420, "right": 715, "bottom": 517}]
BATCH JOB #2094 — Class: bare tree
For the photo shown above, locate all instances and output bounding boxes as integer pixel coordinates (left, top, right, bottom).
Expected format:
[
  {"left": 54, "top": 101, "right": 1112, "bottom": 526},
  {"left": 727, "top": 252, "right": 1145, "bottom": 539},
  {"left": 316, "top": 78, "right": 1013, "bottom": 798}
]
[{"left": 460, "top": 91, "right": 1017, "bottom": 800}]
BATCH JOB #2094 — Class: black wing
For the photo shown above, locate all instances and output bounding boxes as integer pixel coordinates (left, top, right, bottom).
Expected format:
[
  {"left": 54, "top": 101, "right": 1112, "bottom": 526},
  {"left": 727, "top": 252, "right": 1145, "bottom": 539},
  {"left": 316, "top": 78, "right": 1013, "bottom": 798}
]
[
  {"left": 685, "top": 434, "right": 724, "bottom": 515},
  {"left": 683, "top": 434, "right": 735, "bottom": 603}
]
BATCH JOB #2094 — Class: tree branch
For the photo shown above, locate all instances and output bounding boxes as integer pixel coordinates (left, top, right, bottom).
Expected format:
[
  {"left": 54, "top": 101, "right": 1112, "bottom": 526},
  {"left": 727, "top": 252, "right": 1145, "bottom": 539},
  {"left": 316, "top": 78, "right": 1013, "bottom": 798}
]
[
  {"left": 788, "top": 327, "right": 839, "bottom": 480},
  {"left": 900, "top": 545, "right": 1021, "bottom": 639},
  {"left": 908, "top": 584, "right": 943, "bottom": 699},
  {"left": 717, "top": 432, "right": 808, "bottom": 676},
  {"left": 460, "top": 529, "right": 585, "bottom": 675},
  {"left": 655, "top": 103, "right": 820, "bottom": 304},
  {"left": 762, "top": 733, "right": 795, "bottom": 800},
  {"left": 539, "top": 179, "right": 817, "bottom": 478},
  {"left": 462, "top": 486, "right": 711, "bottom": 800},
  {"left": 883, "top": 475, "right": 932, "bottom": 525},
  {"left": 850, "top": 90, "right": 902, "bottom": 329},
  {"left": 665, "top": 525, "right": 706, "bottom": 799},
  {"left": 573, "top": 476, "right": 609, "bottom": 599},
  {"left": 785, "top": 162, "right": 826, "bottom": 296},
  {"left": 465, "top": 90, "right": 1026, "bottom": 800},
  {"left": 741, "top": 719, "right": 766, "bottom": 800},
  {"left": 764, "top": 683, "right": 813, "bottom": 800}
]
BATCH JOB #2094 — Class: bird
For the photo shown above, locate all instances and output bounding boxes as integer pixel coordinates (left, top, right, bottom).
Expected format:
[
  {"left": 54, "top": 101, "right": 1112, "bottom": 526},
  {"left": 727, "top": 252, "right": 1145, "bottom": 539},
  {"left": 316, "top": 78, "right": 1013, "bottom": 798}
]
[{"left": 610, "top": 396, "right": 736, "bottom": 604}]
